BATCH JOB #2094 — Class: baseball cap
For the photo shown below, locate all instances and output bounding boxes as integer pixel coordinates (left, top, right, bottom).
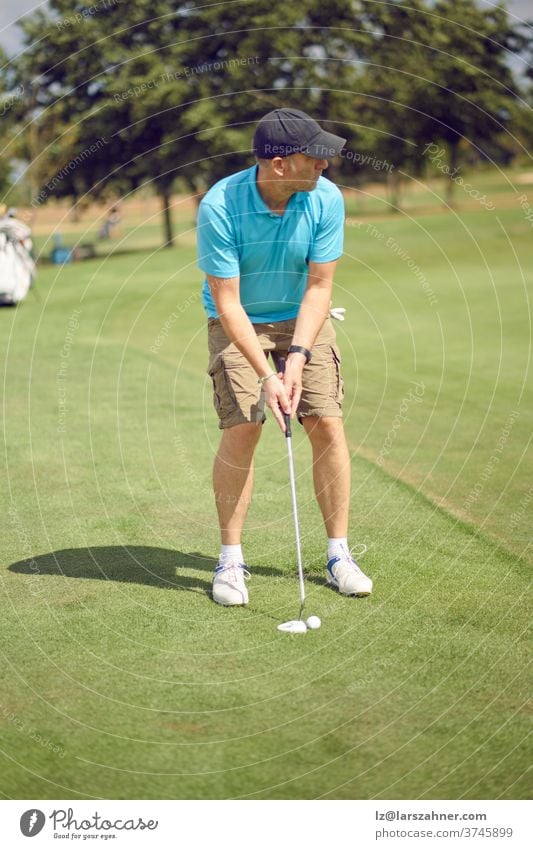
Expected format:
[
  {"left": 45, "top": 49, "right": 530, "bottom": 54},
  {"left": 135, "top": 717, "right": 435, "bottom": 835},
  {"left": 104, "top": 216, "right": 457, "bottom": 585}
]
[{"left": 253, "top": 108, "right": 346, "bottom": 160}]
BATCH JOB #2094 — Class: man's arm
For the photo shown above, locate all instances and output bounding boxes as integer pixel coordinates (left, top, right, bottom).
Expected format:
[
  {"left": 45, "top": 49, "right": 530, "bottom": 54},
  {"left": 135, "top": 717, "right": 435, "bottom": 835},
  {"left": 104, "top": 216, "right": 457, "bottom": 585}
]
[
  {"left": 284, "top": 259, "right": 337, "bottom": 415},
  {"left": 207, "top": 274, "right": 291, "bottom": 430}
]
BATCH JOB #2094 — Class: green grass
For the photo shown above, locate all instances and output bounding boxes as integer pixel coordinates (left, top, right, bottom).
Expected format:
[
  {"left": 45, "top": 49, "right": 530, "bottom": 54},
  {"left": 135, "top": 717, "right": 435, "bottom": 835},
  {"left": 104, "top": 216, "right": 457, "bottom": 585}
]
[{"left": 0, "top": 173, "right": 531, "bottom": 799}]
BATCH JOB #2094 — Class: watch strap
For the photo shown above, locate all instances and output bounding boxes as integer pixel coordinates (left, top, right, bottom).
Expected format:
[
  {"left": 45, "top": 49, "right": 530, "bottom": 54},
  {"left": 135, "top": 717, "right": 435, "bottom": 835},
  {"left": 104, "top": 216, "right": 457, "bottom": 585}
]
[{"left": 288, "top": 345, "right": 312, "bottom": 363}]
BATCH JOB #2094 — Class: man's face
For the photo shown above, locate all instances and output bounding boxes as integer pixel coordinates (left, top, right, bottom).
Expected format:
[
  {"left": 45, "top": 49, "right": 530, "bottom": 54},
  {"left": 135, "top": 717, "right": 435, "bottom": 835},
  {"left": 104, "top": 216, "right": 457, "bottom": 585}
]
[{"left": 282, "top": 153, "right": 329, "bottom": 191}]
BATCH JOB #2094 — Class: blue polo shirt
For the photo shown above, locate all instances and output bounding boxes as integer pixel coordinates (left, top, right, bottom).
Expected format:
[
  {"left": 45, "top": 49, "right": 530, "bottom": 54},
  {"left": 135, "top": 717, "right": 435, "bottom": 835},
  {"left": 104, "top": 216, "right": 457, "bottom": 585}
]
[{"left": 197, "top": 164, "right": 344, "bottom": 323}]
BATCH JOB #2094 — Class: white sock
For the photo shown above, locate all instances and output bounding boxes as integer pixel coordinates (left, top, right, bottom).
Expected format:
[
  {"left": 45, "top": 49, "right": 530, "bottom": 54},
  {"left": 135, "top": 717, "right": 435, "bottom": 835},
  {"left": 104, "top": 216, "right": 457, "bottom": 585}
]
[
  {"left": 219, "top": 544, "right": 243, "bottom": 565},
  {"left": 328, "top": 537, "right": 348, "bottom": 559}
]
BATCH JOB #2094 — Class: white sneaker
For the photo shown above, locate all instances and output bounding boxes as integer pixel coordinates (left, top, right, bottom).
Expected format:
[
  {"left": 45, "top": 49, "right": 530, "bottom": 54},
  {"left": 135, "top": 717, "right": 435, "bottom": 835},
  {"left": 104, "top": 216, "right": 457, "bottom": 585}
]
[
  {"left": 212, "top": 561, "right": 251, "bottom": 606},
  {"left": 326, "top": 545, "right": 373, "bottom": 597}
]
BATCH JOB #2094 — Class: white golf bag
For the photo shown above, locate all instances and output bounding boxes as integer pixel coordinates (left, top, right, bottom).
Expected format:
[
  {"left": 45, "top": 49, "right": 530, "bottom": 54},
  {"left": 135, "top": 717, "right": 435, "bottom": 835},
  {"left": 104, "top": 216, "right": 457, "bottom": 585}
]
[{"left": 0, "top": 219, "right": 36, "bottom": 306}]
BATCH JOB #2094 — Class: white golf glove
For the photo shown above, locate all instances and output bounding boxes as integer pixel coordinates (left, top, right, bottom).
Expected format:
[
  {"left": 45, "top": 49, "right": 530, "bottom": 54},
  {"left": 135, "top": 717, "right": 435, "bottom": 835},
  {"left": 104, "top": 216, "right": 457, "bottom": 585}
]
[{"left": 329, "top": 306, "right": 346, "bottom": 321}]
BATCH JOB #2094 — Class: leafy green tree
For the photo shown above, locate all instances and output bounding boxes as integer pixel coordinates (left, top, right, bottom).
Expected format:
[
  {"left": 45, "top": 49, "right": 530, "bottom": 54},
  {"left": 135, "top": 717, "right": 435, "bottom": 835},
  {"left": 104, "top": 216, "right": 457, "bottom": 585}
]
[
  {"left": 0, "top": 46, "right": 22, "bottom": 202},
  {"left": 8, "top": 0, "right": 529, "bottom": 236},
  {"left": 11, "top": 2, "right": 189, "bottom": 243},
  {"left": 421, "top": 0, "right": 527, "bottom": 200},
  {"left": 9, "top": 1, "right": 370, "bottom": 242},
  {"left": 347, "top": 0, "right": 433, "bottom": 208},
  {"left": 343, "top": 0, "right": 527, "bottom": 206}
]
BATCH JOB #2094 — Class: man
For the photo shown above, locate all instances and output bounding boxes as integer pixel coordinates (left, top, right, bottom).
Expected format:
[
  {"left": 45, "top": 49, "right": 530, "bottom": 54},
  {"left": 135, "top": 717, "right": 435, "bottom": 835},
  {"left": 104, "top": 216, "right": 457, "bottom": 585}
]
[{"left": 197, "top": 108, "right": 373, "bottom": 606}]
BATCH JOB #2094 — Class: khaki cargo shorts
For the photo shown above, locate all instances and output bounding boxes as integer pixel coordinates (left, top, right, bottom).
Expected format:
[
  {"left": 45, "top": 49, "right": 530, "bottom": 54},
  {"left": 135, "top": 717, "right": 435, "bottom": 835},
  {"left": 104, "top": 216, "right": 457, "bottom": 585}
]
[{"left": 207, "top": 317, "right": 344, "bottom": 429}]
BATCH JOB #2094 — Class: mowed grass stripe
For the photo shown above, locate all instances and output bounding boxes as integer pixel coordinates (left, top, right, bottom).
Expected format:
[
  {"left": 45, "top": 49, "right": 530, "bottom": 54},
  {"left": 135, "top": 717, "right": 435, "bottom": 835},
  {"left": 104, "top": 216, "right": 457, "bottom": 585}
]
[{"left": 1, "top": 186, "right": 531, "bottom": 799}]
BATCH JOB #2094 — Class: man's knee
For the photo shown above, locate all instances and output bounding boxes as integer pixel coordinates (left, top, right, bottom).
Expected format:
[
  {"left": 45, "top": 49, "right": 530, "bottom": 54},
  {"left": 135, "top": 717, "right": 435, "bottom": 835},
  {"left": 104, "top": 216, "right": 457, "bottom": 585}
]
[
  {"left": 303, "top": 416, "right": 345, "bottom": 445},
  {"left": 220, "top": 422, "right": 262, "bottom": 454}
]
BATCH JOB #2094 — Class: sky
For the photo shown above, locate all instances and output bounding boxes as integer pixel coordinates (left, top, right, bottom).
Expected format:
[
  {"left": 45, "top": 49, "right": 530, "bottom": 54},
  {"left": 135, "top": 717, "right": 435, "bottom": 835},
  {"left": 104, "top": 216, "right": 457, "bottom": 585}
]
[{"left": 0, "top": 0, "right": 531, "bottom": 59}]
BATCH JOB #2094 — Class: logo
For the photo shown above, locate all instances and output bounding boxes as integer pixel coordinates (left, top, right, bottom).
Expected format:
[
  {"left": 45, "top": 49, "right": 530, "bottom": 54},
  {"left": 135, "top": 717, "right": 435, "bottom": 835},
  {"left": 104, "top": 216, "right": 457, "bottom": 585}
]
[{"left": 20, "top": 810, "right": 46, "bottom": 837}]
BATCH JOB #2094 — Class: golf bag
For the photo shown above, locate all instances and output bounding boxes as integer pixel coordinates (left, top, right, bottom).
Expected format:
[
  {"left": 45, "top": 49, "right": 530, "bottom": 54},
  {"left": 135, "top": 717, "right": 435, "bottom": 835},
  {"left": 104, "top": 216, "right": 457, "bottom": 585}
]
[{"left": 0, "top": 219, "right": 36, "bottom": 306}]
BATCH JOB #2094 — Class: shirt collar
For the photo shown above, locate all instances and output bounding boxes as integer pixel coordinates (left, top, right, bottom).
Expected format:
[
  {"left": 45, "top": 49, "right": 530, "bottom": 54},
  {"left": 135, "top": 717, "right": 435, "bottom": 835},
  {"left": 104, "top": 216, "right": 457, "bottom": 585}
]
[{"left": 250, "top": 164, "right": 308, "bottom": 215}]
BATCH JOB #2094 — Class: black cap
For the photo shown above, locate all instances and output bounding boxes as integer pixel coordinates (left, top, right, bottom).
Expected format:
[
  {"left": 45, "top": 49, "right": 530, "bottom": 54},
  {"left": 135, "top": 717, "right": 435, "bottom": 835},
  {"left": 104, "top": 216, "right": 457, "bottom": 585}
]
[{"left": 253, "top": 108, "right": 346, "bottom": 160}]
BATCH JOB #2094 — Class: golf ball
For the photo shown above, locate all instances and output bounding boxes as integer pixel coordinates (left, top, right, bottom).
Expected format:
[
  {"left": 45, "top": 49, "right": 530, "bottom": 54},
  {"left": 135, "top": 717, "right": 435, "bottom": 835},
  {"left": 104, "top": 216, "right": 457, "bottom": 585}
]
[{"left": 306, "top": 615, "right": 321, "bottom": 630}]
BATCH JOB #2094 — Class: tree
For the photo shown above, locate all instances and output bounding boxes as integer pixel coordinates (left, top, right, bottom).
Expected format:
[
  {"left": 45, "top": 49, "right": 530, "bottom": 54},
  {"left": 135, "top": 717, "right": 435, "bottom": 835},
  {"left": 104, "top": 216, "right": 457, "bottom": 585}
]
[
  {"left": 422, "top": 0, "right": 527, "bottom": 200},
  {"left": 9, "top": 1, "right": 370, "bottom": 242},
  {"left": 341, "top": 0, "right": 528, "bottom": 207},
  {"left": 0, "top": 46, "right": 23, "bottom": 203},
  {"left": 347, "top": 0, "right": 434, "bottom": 208},
  {"left": 8, "top": 0, "right": 529, "bottom": 235}
]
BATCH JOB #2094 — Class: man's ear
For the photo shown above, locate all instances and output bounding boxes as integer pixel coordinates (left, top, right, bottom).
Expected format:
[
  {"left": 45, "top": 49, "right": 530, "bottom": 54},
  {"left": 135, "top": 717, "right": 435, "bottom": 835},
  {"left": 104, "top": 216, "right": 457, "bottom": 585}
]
[{"left": 271, "top": 156, "right": 286, "bottom": 177}]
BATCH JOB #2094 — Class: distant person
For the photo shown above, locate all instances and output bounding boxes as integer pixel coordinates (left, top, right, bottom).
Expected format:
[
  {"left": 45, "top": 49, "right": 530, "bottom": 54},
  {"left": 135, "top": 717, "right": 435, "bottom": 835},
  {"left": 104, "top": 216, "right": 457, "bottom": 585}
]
[{"left": 99, "top": 206, "right": 122, "bottom": 240}]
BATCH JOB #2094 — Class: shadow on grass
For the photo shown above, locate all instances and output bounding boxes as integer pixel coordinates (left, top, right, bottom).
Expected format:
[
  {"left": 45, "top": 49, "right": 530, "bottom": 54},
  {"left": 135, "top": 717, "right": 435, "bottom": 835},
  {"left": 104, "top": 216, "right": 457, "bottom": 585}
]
[{"left": 8, "top": 546, "right": 282, "bottom": 598}]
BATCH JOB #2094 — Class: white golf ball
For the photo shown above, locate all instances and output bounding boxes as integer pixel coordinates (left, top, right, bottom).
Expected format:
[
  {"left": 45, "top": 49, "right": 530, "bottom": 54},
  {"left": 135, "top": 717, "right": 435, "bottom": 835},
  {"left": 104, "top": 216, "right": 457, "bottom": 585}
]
[{"left": 306, "top": 615, "right": 321, "bottom": 630}]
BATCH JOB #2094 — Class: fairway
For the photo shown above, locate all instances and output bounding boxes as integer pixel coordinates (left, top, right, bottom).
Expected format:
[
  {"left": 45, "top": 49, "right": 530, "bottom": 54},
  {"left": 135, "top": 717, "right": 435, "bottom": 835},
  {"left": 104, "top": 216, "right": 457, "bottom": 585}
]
[{"left": 1, "top": 178, "right": 531, "bottom": 799}]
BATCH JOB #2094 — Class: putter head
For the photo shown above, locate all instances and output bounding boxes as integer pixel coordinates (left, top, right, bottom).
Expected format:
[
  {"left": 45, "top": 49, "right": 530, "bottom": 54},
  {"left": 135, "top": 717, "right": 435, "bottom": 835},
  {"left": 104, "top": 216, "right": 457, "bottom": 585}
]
[{"left": 277, "top": 620, "right": 307, "bottom": 634}]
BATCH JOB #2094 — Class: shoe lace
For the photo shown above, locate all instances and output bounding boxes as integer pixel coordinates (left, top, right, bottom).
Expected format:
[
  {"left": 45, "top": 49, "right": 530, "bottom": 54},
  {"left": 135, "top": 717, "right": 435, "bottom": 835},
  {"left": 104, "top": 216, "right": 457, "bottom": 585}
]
[
  {"left": 217, "top": 562, "right": 251, "bottom": 581},
  {"left": 339, "top": 543, "right": 367, "bottom": 573}
]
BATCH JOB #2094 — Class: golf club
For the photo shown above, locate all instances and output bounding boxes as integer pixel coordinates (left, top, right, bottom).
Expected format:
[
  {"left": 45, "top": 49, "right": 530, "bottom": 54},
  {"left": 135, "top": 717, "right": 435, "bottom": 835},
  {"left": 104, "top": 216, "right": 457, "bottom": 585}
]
[{"left": 271, "top": 351, "right": 312, "bottom": 634}]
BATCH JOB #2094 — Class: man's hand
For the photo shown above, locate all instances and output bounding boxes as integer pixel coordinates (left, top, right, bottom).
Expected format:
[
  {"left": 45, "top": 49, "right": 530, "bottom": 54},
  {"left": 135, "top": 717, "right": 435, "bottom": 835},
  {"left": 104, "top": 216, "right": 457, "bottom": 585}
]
[
  {"left": 263, "top": 374, "right": 291, "bottom": 432},
  {"left": 283, "top": 351, "right": 306, "bottom": 417}
]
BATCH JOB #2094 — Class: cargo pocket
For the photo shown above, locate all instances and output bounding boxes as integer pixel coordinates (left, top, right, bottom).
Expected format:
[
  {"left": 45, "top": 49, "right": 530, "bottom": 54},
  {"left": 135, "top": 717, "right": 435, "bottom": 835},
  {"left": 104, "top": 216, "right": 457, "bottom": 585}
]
[
  {"left": 207, "top": 357, "right": 237, "bottom": 421},
  {"left": 208, "top": 353, "right": 247, "bottom": 424},
  {"left": 331, "top": 345, "right": 344, "bottom": 405},
  {"left": 207, "top": 359, "right": 224, "bottom": 418}
]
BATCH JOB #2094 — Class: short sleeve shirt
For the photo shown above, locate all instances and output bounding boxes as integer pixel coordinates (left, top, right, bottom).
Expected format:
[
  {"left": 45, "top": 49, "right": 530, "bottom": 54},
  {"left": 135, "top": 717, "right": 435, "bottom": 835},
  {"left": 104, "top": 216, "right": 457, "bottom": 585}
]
[{"left": 197, "top": 164, "right": 344, "bottom": 323}]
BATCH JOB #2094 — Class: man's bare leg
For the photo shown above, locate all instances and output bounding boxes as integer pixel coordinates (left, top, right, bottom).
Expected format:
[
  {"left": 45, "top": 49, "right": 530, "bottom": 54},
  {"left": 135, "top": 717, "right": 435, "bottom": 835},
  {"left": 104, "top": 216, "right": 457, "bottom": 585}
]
[
  {"left": 302, "top": 416, "right": 350, "bottom": 536},
  {"left": 303, "top": 415, "right": 372, "bottom": 595},
  {"left": 213, "top": 422, "right": 262, "bottom": 544}
]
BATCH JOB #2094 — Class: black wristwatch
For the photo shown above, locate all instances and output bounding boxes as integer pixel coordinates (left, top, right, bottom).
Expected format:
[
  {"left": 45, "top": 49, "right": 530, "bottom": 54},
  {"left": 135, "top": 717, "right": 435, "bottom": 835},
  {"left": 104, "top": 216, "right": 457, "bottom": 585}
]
[{"left": 288, "top": 345, "right": 312, "bottom": 364}]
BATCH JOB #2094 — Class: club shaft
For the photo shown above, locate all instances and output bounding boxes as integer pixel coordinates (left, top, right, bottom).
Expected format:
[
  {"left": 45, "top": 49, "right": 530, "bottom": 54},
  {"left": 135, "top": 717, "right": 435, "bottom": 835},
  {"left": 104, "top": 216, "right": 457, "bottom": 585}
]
[
  {"left": 271, "top": 352, "right": 306, "bottom": 614},
  {"left": 285, "top": 434, "right": 305, "bottom": 609}
]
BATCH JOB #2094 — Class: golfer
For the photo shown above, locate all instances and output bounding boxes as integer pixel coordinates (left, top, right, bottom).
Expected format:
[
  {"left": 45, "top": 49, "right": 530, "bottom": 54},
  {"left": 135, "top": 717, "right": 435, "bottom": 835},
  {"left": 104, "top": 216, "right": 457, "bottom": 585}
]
[{"left": 198, "top": 108, "right": 373, "bottom": 605}]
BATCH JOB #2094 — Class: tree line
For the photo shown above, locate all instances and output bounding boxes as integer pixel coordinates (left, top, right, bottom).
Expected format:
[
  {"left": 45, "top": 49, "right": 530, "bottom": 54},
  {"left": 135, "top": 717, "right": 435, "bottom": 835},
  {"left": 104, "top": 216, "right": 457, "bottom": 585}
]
[{"left": 0, "top": 0, "right": 531, "bottom": 246}]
